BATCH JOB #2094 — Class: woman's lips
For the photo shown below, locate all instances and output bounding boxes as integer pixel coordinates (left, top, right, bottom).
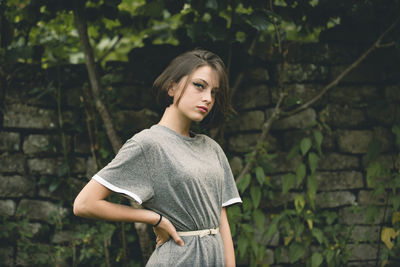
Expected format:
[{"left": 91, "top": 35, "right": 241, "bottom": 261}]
[{"left": 197, "top": 106, "right": 208, "bottom": 113}]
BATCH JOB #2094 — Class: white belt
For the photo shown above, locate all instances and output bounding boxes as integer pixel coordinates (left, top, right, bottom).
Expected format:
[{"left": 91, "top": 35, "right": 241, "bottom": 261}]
[{"left": 177, "top": 228, "right": 219, "bottom": 238}]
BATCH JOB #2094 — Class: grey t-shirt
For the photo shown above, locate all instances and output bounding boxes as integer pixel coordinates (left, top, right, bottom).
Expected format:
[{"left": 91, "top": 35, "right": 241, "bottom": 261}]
[{"left": 93, "top": 124, "right": 241, "bottom": 266}]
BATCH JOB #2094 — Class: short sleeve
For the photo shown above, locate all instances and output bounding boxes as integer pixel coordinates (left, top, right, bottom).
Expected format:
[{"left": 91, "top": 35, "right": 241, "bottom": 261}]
[
  {"left": 93, "top": 138, "right": 154, "bottom": 204},
  {"left": 217, "top": 147, "right": 242, "bottom": 207}
]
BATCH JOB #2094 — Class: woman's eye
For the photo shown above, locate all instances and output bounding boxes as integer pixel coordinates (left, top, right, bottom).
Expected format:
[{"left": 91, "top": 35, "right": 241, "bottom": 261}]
[{"left": 193, "top": 82, "right": 204, "bottom": 89}]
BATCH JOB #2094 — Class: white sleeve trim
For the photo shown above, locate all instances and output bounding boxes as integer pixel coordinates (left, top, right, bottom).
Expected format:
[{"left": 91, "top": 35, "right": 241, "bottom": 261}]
[
  {"left": 93, "top": 174, "right": 143, "bottom": 204},
  {"left": 222, "top": 197, "right": 242, "bottom": 207}
]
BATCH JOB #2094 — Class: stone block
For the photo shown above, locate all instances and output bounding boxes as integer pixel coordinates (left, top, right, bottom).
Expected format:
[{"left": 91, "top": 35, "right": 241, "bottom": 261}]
[
  {"left": 262, "top": 192, "right": 297, "bottom": 208},
  {"left": 39, "top": 177, "right": 86, "bottom": 200},
  {"left": 318, "top": 153, "right": 359, "bottom": 170},
  {"left": 282, "top": 130, "right": 309, "bottom": 151},
  {"left": 248, "top": 68, "right": 270, "bottom": 81},
  {"left": 280, "top": 63, "right": 329, "bottom": 83},
  {"left": 0, "top": 246, "right": 14, "bottom": 266},
  {"left": 113, "top": 109, "right": 159, "bottom": 134},
  {"left": 228, "top": 156, "right": 243, "bottom": 177},
  {"left": 0, "top": 132, "right": 20, "bottom": 152},
  {"left": 272, "top": 108, "right": 316, "bottom": 130},
  {"left": 234, "top": 84, "right": 270, "bottom": 110},
  {"left": 74, "top": 133, "right": 91, "bottom": 154},
  {"left": 362, "top": 154, "right": 400, "bottom": 171},
  {"left": 226, "top": 111, "right": 264, "bottom": 132},
  {"left": 17, "top": 199, "right": 67, "bottom": 221},
  {"left": 339, "top": 206, "right": 391, "bottom": 225},
  {"left": 115, "top": 85, "right": 145, "bottom": 109},
  {"left": 52, "top": 230, "right": 76, "bottom": 244},
  {"left": 0, "top": 175, "right": 35, "bottom": 197},
  {"left": 264, "top": 153, "right": 302, "bottom": 174},
  {"left": 372, "top": 127, "right": 395, "bottom": 152},
  {"left": 337, "top": 130, "right": 373, "bottom": 154},
  {"left": 385, "top": 84, "right": 400, "bottom": 101},
  {"left": 316, "top": 191, "right": 356, "bottom": 208},
  {"left": 328, "top": 85, "right": 378, "bottom": 106},
  {"left": 317, "top": 171, "right": 363, "bottom": 191},
  {"left": 3, "top": 104, "right": 58, "bottom": 129},
  {"left": 23, "top": 134, "right": 71, "bottom": 154},
  {"left": 272, "top": 84, "right": 325, "bottom": 106},
  {"left": 331, "top": 64, "right": 384, "bottom": 83},
  {"left": 319, "top": 104, "right": 366, "bottom": 127},
  {"left": 0, "top": 200, "right": 16, "bottom": 216},
  {"left": 0, "top": 153, "right": 25, "bottom": 174},
  {"left": 228, "top": 133, "right": 277, "bottom": 153},
  {"left": 366, "top": 102, "right": 400, "bottom": 125},
  {"left": 270, "top": 174, "right": 303, "bottom": 190},
  {"left": 348, "top": 244, "right": 378, "bottom": 261},
  {"left": 286, "top": 43, "right": 361, "bottom": 64},
  {"left": 358, "top": 190, "right": 388, "bottom": 205},
  {"left": 351, "top": 226, "right": 380, "bottom": 242},
  {"left": 261, "top": 249, "right": 274, "bottom": 265},
  {"left": 28, "top": 157, "right": 86, "bottom": 175}
]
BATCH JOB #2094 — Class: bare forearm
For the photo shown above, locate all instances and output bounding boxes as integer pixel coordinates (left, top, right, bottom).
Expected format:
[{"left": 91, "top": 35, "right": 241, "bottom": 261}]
[
  {"left": 220, "top": 208, "right": 236, "bottom": 267},
  {"left": 73, "top": 179, "right": 159, "bottom": 225},
  {"left": 76, "top": 198, "right": 159, "bottom": 225}
]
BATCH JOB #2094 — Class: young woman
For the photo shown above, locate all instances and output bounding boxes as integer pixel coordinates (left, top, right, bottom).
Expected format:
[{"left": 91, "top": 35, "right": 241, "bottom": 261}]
[{"left": 73, "top": 49, "right": 242, "bottom": 266}]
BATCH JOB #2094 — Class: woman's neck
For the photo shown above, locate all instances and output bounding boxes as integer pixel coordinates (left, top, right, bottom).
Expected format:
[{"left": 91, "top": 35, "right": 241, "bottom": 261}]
[{"left": 158, "top": 106, "right": 192, "bottom": 137}]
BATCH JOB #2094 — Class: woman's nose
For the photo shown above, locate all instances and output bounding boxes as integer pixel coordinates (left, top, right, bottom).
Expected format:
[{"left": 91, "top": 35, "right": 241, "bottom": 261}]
[{"left": 202, "top": 89, "right": 213, "bottom": 103}]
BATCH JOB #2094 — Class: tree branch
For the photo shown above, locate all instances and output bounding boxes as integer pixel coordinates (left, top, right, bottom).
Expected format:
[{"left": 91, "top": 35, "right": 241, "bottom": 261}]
[
  {"left": 236, "top": 93, "right": 286, "bottom": 184},
  {"left": 284, "top": 17, "right": 400, "bottom": 118},
  {"left": 73, "top": 6, "right": 122, "bottom": 154},
  {"left": 97, "top": 35, "right": 123, "bottom": 64},
  {"left": 73, "top": 4, "right": 153, "bottom": 264},
  {"left": 234, "top": 17, "right": 399, "bottom": 184}
]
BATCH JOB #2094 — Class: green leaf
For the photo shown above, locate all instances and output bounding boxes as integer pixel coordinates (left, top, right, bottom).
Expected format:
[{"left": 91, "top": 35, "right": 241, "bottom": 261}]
[
  {"left": 296, "top": 163, "right": 306, "bottom": 186},
  {"left": 287, "top": 144, "right": 300, "bottom": 160},
  {"left": 247, "top": 12, "right": 270, "bottom": 31},
  {"left": 311, "top": 252, "right": 323, "bottom": 267},
  {"left": 300, "top": 138, "right": 312, "bottom": 156},
  {"left": 311, "top": 228, "right": 325, "bottom": 244},
  {"left": 255, "top": 166, "right": 265, "bottom": 186},
  {"left": 250, "top": 186, "right": 262, "bottom": 209},
  {"left": 265, "top": 215, "right": 281, "bottom": 241},
  {"left": 294, "top": 194, "right": 305, "bottom": 213},
  {"left": 282, "top": 173, "right": 296, "bottom": 195},
  {"left": 325, "top": 249, "right": 335, "bottom": 265},
  {"left": 237, "top": 235, "right": 249, "bottom": 259},
  {"left": 237, "top": 173, "right": 251, "bottom": 193},
  {"left": 253, "top": 209, "right": 265, "bottom": 230},
  {"left": 242, "top": 197, "right": 253, "bottom": 213},
  {"left": 366, "top": 162, "right": 382, "bottom": 187},
  {"left": 307, "top": 174, "right": 318, "bottom": 206},
  {"left": 313, "top": 130, "right": 323, "bottom": 155},
  {"left": 206, "top": 0, "right": 218, "bottom": 9},
  {"left": 392, "top": 124, "right": 400, "bottom": 147},
  {"left": 308, "top": 152, "right": 319, "bottom": 174},
  {"left": 392, "top": 195, "right": 400, "bottom": 211},
  {"left": 289, "top": 242, "right": 306, "bottom": 263}
]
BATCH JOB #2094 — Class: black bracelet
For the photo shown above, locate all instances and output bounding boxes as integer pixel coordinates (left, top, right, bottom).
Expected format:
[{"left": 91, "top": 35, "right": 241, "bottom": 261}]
[{"left": 153, "top": 214, "right": 162, "bottom": 227}]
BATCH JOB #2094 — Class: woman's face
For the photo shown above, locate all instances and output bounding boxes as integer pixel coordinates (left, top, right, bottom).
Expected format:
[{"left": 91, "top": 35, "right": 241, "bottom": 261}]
[{"left": 168, "top": 65, "right": 219, "bottom": 123}]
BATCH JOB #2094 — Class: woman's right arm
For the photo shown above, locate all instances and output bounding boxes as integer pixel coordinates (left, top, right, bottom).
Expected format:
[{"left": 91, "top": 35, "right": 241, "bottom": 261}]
[{"left": 73, "top": 179, "right": 184, "bottom": 246}]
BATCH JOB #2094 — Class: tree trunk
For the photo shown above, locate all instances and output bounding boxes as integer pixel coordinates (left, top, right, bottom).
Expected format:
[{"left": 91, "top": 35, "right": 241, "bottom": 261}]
[{"left": 72, "top": 3, "right": 153, "bottom": 264}]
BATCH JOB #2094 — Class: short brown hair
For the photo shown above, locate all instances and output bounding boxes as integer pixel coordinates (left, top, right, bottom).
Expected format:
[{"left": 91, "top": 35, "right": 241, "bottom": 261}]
[{"left": 153, "top": 49, "right": 234, "bottom": 127}]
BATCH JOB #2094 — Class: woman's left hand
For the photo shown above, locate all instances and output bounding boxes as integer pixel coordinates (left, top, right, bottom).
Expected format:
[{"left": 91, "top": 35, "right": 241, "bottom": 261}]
[
  {"left": 153, "top": 216, "right": 184, "bottom": 248},
  {"left": 153, "top": 226, "right": 170, "bottom": 248}
]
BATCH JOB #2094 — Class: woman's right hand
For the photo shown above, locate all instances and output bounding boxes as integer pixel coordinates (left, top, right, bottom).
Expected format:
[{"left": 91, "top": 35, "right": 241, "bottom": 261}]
[{"left": 153, "top": 216, "right": 184, "bottom": 248}]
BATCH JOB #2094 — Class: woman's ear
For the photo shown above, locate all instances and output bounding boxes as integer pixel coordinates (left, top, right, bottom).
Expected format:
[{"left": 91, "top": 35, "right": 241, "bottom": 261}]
[{"left": 167, "top": 82, "right": 176, "bottom": 97}]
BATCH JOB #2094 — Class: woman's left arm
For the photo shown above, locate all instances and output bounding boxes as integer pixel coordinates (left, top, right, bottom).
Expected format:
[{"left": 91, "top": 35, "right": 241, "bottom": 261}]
[{"left": 220, "top": 207, "right": 236, "bottom": 267}]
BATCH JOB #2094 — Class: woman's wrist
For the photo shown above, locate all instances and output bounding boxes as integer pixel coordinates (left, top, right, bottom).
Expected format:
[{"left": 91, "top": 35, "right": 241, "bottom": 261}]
[{"left": 153, "top": 214, "right": 163, "bottom": 227}]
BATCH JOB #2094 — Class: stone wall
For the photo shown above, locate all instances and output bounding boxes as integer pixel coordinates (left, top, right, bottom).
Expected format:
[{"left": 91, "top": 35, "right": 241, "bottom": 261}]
[{"left": 0, "top": 42, "right": 399, "bottom": 266}]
